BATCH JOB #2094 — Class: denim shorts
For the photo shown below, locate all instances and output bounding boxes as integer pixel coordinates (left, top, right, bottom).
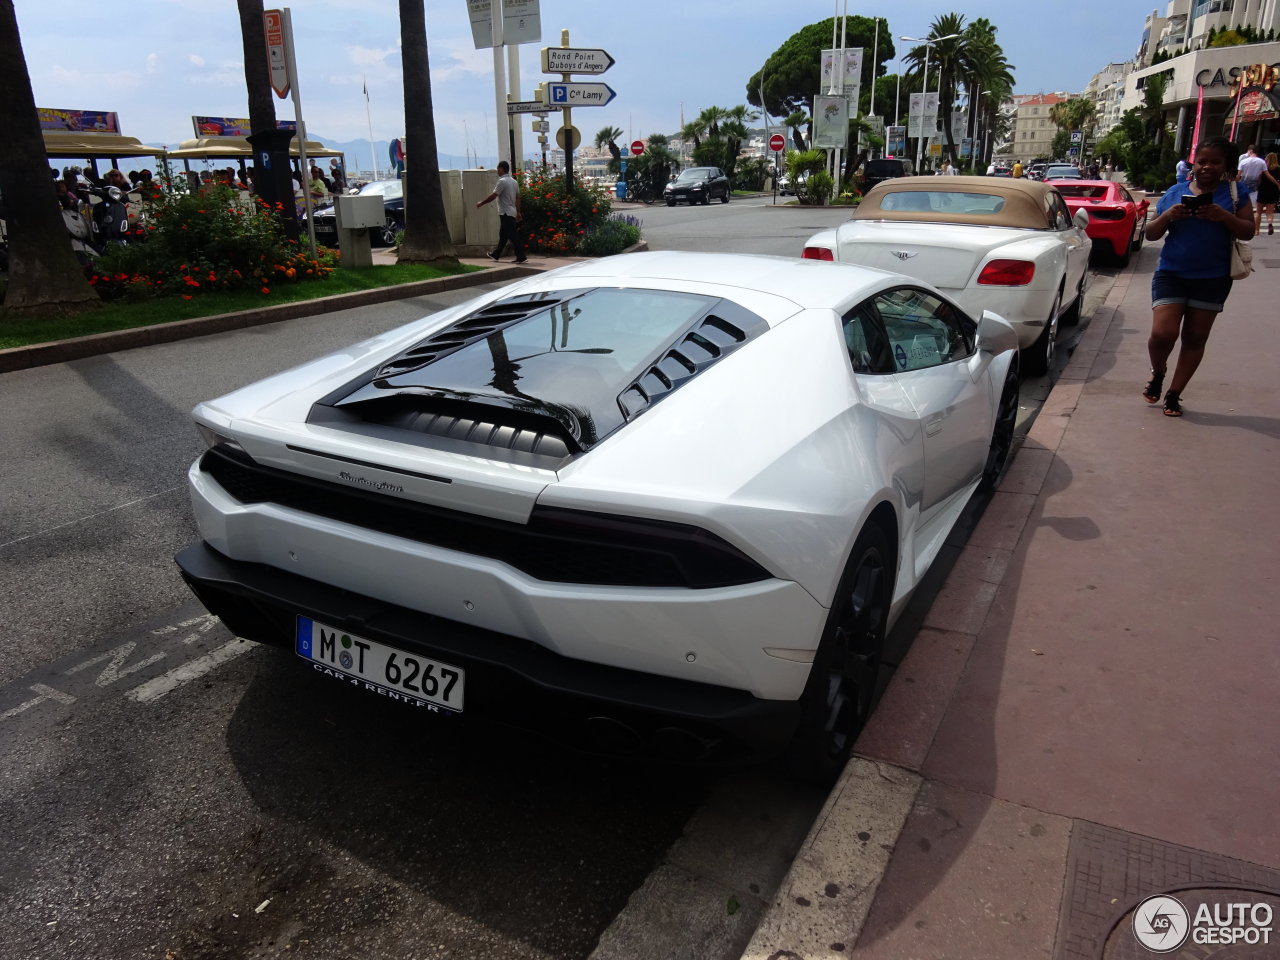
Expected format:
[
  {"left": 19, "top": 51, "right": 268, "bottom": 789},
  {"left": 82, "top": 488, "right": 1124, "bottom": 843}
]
[{"left": 1151, "top": 271, "right": 1233, "bottom": 312}]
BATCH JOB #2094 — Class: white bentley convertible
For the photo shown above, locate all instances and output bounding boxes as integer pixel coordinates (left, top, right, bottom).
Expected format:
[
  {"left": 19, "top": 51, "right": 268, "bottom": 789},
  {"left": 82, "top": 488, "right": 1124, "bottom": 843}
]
[
  {"left": 803, "top": 176, "right": 1091, "bottom": 375},
  {"left": 176, "top": 252, "right": 1020, "bottom": 782}
]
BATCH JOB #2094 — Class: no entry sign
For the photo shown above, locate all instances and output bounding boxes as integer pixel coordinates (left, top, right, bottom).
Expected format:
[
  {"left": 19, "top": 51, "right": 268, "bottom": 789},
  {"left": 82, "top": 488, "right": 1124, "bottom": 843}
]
[
  {"left": 630, "top": 139, "right": 645, "bottom": 155},
  {"left": 769, "top": 133, "right": 785, "bottom": 151}
]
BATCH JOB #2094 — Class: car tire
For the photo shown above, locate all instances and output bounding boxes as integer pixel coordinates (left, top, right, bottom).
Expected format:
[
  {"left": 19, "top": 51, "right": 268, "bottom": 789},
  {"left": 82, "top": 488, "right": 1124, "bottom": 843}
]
[
  {"left": 377, "top": 215, "right": 399, "bottom": 247},
  {"left": 666, "top": 200, "right": 675, "bottom": 207},
  {"left": 786, "top": 522, "right": 894, "bottom": 785},
  {"left": 979, "top": 364, "right": 1019, "bottom": 492},
  {"left": 1022, "top": 289, "right": 1061, "bottom": 377},
  {"left": 1131, "top": 216, "right": 1146, "bottom": 251},
  {"left": 721, "top": 189, "right": 730, "bottom": 204},
  {"left": 1060, "top": 273, "right": 1085, "bottom": 327},
  {"left": 1113, "top": 243, "right": 1131, "bottom": 270},
  {"left": 701, "top": 193, "right": 711, "bottom": 206}
]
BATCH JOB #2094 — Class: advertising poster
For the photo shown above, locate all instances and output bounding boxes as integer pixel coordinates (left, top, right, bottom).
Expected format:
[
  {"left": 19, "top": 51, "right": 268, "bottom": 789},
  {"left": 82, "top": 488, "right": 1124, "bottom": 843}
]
[
  {"left": 907, "top": 93, "right": 940, "bottom": 139},
  {"left": 820, "top": 48, "right": 864, "bottom": 101},
  {"left": 886, "top": 125, "right": 907, "bottom": 155},
  {"left": 38, "top": 109, "right": 120, "bottom": 133},
  {"left": 192, "top": 117, "right": 298, "bottom": 137},
  {"left": 468, "top": 0, "right": 541, "bottom": 49},
  {"left": 813, "top": 95, "right": 849, "bottom": 149}
]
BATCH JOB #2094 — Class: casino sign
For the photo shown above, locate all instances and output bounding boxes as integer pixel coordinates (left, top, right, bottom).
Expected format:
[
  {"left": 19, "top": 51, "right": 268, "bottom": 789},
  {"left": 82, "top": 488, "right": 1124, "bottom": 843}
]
[{"left": 1223, "top": 62, "right": 1280, "bottom": 124}]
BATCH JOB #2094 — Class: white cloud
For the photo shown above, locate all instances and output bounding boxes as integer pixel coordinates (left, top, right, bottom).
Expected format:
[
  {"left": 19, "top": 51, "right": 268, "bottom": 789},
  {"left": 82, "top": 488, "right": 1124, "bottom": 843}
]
[
  {"left": 186, "top": 60, "right": 243, "bottom": 87},
  {"left": 349, "top": 45, "right": 397, "bottom": 67},
  {"left": 50, "top": 64, "right": 144, "bottom": 90},
  {"left": 146, "top": 53, "right": 160, "bottom": 74},
  {"left": 188, "top": 54, "right": 205, "bottom": 67}
]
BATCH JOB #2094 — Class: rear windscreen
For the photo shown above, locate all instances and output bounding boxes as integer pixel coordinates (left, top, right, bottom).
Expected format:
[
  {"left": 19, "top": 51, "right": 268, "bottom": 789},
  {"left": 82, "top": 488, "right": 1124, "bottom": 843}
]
[
  {"left": 1054, "top": 185, "right": 1110, "bottom": 199},
  {"left": 878, "top": 191, "right": 1006, "bottom": 215}
]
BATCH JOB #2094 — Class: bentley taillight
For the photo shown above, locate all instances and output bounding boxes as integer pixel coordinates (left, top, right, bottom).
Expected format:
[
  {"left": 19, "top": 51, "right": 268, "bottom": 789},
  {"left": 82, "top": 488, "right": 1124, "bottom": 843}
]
[
  {"left": 977, "top": 259, "right": 1035, "bottom": 285},
  {"left": 802, "top": 247, "right": 834, "bottom": 261}
]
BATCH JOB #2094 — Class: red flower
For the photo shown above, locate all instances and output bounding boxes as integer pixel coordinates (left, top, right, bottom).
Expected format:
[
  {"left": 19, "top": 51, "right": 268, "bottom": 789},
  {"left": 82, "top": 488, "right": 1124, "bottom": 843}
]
[
  {"left": 261, "top": 287, "right": 271, "bottom": 294},
  {"left": 182, "top": 295, "right": 192, "bottom": 300}
]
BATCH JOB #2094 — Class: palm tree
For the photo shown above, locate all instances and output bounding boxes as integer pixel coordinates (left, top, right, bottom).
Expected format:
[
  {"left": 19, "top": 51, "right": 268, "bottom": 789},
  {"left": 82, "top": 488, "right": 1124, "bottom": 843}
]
[
  {"left": 784, "top": 111, "right": 811, "bottom": 151},
  {"left": 903, "top": 13, "right": 970, "bottom": 164},
  {"left": 0, "top": 0, "right": 97, "bottom": 317},
  {"left": 696, "top": 106, "right": 728, "bottom": 137},
  {"left": 396, "top": 0, "right": 456, "bottom": 264},
  {"left": 680, "top": 120, "right": 705, "bottom": 152},
  {"left": 960, "top": 19, "right": 1015, "bottom": 168},
  {"left": 594, "top": 125, "right": 623, "bottom": 175},
  {"left": 236, "top": 0, "right": 295, "bottom": 237}
]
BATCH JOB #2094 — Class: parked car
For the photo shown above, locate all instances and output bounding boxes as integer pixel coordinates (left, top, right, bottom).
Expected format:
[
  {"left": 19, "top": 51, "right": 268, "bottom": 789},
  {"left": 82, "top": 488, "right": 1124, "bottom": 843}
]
[
  {"left": 664, "top": 166, "right": 730, "bottom": 205},
  {"left": 308, "top": 178, "right": 404, "bottom": 247},
  {"left": 802, "top": 176, "right": 1091, "bottom": 375},
  {"left": 1044, "top": 164, "right": 1082, "bottom": 180},
  {"left": 1027, "top": 163, "right": 1049, "bottom": 181},
  {"left": 777, "top": 170, "right": 809, "bottom": 196},
  {"left": 1052, "top": 179, "right": 1149, "bottom": 268},
  {"left": 857, "top": 158, "right": 912, "bottom": 195},
  {"left": 174, "top": 251, "right": 1020, "bottom": 784}
]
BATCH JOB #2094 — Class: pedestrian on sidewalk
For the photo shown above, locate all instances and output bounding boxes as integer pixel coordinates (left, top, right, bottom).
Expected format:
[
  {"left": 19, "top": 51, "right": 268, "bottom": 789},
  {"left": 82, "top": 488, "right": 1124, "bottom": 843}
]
[
  {"left": 1142, "top": 136, "right": 1255, "bottom": 417},
  {"left": 1254, "top": 151, "right": 1278, "bottom": 236},
  {"left": 475, "top": 161, "right": 527, "bottom": 264}
]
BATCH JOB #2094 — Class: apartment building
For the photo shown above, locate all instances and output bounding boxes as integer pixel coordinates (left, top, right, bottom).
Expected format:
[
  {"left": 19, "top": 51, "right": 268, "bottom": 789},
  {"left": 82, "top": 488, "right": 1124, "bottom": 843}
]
[{"left": 1010, "top": 93, "right": 1068, "bottom": 162}]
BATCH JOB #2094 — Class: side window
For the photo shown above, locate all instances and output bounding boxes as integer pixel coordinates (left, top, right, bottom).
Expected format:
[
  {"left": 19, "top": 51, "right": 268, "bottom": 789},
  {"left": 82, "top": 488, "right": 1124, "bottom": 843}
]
[
  {"left": 1050, "top": 194, "right": 1071, "bottom": 229},
  {"left": 874, "top": 288, "right": 974, "bottom": 372},
  {"left": 840, "top": 303, "right": 892, "bottom": 374},
  {"left": 1119, "top": 187, "right": 1134, "bottom": 203}
]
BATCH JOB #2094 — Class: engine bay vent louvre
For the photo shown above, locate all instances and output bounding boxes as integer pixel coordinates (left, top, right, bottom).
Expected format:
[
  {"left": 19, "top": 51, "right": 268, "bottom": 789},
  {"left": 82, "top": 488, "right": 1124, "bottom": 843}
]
[
  {"left": 369, "top": 400, "right": 573, "bottom": 459},
  {"left": 375, "top": 288, "right": 594, "bottom": 380},
  {"left": 618, "top": 314, "right": 752, "bottom": 419}
]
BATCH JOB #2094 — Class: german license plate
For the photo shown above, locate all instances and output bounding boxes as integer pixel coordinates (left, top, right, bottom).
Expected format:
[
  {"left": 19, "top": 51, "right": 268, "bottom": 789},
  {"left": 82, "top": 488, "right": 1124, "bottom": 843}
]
[{"left": 295, "top": 616, "right": 464, "bottom": 712}]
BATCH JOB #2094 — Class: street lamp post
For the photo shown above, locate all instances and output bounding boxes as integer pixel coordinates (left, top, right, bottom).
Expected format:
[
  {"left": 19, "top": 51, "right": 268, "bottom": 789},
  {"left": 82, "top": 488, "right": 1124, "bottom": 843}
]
[{"left": 901, "top": 33, "right": 960, "bottom": 173}]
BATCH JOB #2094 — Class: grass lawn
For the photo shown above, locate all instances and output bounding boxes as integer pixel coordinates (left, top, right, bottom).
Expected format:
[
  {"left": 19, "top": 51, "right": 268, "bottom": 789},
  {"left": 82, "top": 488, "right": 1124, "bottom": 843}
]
[{"left": 0, "top": 261, "right": 484, "bottom": 351}]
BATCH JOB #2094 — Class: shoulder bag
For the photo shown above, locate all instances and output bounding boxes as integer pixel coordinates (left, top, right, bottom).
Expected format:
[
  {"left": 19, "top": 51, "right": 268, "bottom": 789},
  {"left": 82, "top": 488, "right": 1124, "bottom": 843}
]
[{"left": 1228, "top": 181, "right": 1253, "bottom": 280}]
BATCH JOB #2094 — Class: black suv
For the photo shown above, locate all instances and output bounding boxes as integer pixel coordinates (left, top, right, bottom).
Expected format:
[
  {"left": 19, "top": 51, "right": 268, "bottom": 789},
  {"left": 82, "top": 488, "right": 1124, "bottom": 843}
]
[
  {"left": 664, "top": 167, "right": 730, "bottom": 206},
  {"left": 857, "top": 158, "right": 912, "bottom": 195}
]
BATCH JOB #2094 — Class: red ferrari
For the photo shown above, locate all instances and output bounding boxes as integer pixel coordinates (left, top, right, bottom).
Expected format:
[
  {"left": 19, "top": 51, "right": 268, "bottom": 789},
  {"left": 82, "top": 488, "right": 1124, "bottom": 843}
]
[{"left": 1048, "top": 180, "right": 1150, "bottom": 268}]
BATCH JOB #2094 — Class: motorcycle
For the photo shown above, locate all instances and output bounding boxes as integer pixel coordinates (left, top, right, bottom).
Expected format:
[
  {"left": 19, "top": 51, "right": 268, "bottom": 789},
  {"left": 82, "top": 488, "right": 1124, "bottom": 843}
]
[{"left": 85, "top": 184, "right": 133, "bottom": 250}]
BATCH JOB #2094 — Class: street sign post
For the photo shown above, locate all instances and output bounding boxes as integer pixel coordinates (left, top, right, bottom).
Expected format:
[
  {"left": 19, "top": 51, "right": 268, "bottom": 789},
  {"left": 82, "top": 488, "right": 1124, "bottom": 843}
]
[
  {"left": 769, "top": 133, "right": 785, "bottom": 152},
  {"left": 507, "top": 100, "right": 550, "bottom": 115},
  {"left": 1070, "top": 130, "right": 1083, "bottom": 143},
  {"left": 556, "top": 125, "right": 581, "bottom": 151},
  {"left": 541, "top": 47, "right": 614, "bottom": 74},
  {"left": 264, "top": 10, "right": 290, "bottom": 98},
  {"left": 545, "top": 82, "right": 617, "bottom": 107}
]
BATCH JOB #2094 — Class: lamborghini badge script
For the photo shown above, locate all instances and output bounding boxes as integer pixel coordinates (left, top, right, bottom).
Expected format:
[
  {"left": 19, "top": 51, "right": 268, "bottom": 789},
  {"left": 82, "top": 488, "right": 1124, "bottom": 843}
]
[
  {"left": 890, "top": 250, "right": 918, "bottom": 260},
  {"left": 338, "top": 471, "right": 405, "bottom": 494}
]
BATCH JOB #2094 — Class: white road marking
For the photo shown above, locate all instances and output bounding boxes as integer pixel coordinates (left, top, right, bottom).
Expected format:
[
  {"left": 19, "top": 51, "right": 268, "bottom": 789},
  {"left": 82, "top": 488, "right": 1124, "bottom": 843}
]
[
  {"left": 66, "top": 641, "right": 166, "bottom": 686},
  {"left": 125, "top": 639, "right": 256, "bottom": 703},
  {"left": 1, "top": 684, "right": 76, "bottom": 721}
]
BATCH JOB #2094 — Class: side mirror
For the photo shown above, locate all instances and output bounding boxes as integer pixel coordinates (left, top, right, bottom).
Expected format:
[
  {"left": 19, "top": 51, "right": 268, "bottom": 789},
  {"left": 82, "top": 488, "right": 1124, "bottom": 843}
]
[
  {"left": 977, "top": 309, "right": 1018, "bottom": 355},
  {"left": 1073, "top": 208, "right": 1091, "bottom": 230}
]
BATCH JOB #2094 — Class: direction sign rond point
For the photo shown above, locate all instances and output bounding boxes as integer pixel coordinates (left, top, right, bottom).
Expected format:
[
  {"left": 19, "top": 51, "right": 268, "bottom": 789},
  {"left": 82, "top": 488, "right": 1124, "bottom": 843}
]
[
  {"left": 630, "top": 140, "right": 644, "bottom": 156},
  {"left": 769, "top": 133, "right": 785, "bottom": 152}
]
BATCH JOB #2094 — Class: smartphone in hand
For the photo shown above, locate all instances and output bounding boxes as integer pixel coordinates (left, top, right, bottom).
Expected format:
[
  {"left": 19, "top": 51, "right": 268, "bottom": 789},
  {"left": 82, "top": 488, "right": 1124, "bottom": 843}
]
[{"left": 1181, "top": 193, "right": 1210, "bottom": 212}]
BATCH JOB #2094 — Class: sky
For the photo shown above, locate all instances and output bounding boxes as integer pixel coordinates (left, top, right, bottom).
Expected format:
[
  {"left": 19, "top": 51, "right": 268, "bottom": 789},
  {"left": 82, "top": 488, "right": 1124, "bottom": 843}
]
[{"left": 18, "top": 0, "right": 1162, "bottom": 167}]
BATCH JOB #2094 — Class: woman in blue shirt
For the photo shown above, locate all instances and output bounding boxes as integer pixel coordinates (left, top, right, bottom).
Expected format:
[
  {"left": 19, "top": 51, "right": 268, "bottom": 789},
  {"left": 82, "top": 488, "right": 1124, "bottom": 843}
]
[{"left": 1143, "top": 137, "right": 1255, "bottom": 416}]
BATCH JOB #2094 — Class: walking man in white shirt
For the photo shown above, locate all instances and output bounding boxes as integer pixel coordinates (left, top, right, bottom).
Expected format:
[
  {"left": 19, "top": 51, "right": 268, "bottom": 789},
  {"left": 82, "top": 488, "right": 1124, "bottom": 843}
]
[
  {"left": 475, "top": 161, "right": 527, "bottom": 263},
  {"left": 1237, "top": 144, "right": 1267, "bottom": 233}
]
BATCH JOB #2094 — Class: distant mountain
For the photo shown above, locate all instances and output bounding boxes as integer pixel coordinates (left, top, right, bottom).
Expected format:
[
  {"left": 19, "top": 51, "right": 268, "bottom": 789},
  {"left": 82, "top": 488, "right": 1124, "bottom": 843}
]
[{"left": 311, "top": 135, "right": 497, "bottom": 175}]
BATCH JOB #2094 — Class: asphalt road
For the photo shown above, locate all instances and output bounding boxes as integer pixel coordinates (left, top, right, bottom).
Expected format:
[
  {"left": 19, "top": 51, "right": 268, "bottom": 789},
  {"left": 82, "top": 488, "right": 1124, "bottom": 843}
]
[{"left": 0, "top": 198, "right": 1109, "bottom": 960}]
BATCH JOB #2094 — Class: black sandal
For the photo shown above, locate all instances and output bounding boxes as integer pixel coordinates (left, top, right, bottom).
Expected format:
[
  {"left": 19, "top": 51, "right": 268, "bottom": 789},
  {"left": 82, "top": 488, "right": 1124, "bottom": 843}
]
[
  {"left": 1163, "top": 390, "right": 1183, "bottom": 417},
  {"left": 1143, "top": 370, "right": 1165, "bottom": 404}
]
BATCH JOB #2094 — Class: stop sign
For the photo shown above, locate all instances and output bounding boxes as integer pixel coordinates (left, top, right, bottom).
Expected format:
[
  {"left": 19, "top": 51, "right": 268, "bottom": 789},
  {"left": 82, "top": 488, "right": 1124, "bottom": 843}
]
[
  {"left": 630, "top": 139, "right": 645, "bottom": 156},
  {"left": 769, "top": 133, "right": 785, "bottom": 152}
]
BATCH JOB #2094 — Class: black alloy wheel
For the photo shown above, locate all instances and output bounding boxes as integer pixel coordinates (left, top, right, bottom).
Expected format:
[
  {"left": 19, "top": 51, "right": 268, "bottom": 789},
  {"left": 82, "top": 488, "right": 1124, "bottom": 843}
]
[
  {"left": 1023, "top": 289, "right": 1061, "bottom": 376},
  {"left": 979, "top": 365, "right": 1020, "bottom": 491},
  {"left": 378, "top": 215, "right": 400, "bottom": 247},
  {"left": 1131, "top": 215, "right": 1147, "bottom": 251},
  {"left": 701, "top": 191, "right": 711, "bottom": 205},
  {"left": 721, "top": 186, "right": 730, "bottom": 203},
  {"left": 787, "top": 524, "right": 893, "bottom": 784}
]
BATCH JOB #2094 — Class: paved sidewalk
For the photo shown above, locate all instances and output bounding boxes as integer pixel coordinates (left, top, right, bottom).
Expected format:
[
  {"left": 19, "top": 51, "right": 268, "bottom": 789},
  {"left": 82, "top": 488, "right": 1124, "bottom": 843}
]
[{"left": 744, "top": 233, "right": 1280, "bottom": 959}]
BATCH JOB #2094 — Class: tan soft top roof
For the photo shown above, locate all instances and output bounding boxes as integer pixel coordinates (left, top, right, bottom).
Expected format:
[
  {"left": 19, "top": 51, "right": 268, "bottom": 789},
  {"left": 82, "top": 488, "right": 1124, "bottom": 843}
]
[{"left": 853, "top": 175, "right": 1053, "bottom": 229}]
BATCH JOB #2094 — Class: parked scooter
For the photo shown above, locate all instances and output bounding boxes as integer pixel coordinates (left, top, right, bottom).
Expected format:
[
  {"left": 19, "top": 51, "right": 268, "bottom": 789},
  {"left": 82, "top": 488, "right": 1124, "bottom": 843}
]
[{"left": 85, "top": 184, "right": 133, "bottom": 250}]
